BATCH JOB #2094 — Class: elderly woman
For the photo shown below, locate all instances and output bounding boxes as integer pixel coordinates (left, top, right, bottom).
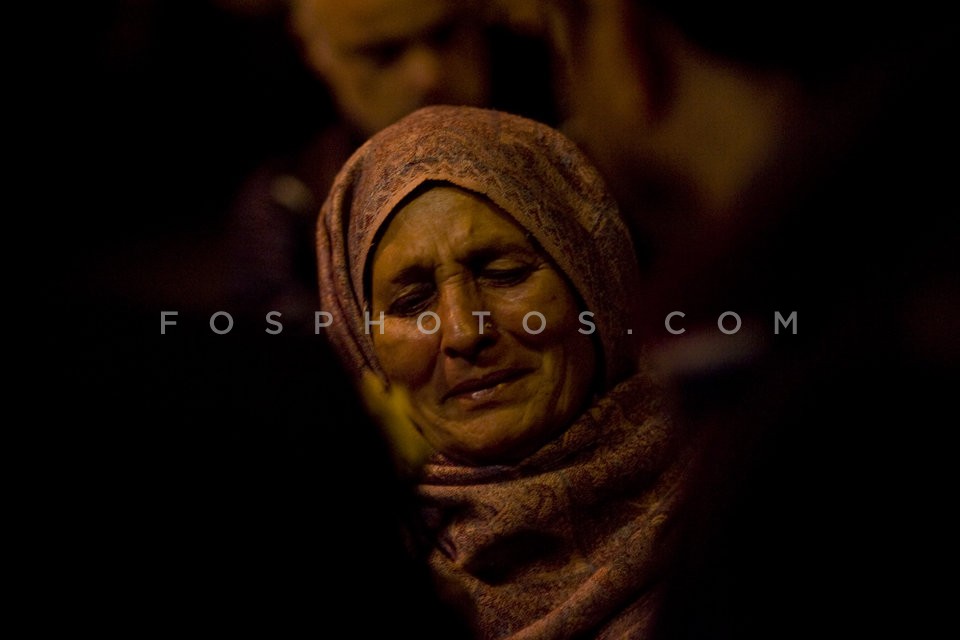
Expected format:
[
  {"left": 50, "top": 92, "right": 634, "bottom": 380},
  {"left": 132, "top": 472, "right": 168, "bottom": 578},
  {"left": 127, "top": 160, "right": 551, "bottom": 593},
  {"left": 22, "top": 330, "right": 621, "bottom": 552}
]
[{"left": 317, "top": 106, "right": 690, "bottom": 639}]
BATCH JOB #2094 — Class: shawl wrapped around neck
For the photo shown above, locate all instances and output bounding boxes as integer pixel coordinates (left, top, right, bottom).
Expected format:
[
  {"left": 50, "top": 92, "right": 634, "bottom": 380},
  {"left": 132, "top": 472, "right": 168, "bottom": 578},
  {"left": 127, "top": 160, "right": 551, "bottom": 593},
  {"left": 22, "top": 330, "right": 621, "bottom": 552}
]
[
  {"left": 419, "top": 372, "right": 693, "bottom": 639},
  {"left": 316, "top": 106, "right": 693, "bottom": 638}
]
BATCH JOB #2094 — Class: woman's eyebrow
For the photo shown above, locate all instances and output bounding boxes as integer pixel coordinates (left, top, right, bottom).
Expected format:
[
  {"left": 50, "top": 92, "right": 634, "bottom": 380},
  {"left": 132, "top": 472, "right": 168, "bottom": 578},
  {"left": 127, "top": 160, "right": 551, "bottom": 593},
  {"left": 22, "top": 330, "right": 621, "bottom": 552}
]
[
  {"left": 462, "top": 243, "right": 539, "bottom": 266},
  {"left": 387, "top": 263, "right": 434, "bottom": 287}
]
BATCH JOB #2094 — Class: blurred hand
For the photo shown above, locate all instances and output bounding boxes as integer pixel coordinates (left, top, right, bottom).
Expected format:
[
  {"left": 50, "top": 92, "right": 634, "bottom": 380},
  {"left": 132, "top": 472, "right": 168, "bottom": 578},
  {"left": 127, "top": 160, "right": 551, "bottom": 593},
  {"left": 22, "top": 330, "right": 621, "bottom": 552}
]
[{"left": 360, "top": 370, "right": 434, "bottom": 476}]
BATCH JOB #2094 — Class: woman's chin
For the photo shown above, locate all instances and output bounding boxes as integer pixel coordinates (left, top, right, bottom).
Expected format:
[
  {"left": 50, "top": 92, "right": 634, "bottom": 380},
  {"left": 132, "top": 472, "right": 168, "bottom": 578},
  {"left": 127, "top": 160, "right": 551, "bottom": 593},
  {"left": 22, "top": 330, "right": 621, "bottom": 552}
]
[{"left": 428, "top": 419, "right": 557, "bottom": 467}]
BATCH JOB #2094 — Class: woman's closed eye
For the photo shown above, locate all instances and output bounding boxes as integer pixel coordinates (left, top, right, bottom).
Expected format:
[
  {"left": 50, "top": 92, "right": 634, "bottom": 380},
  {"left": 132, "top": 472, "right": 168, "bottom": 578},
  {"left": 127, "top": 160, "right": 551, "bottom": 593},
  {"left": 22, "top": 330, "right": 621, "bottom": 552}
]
[
  {"left": 386, "top": 283, "right": 436, "bottom": 316},
  {"left": 477, "top": 261, "right": 537, "bottom": 287},
  {"left": 382, "top": 258, "right": 540, "bottom": 316}
]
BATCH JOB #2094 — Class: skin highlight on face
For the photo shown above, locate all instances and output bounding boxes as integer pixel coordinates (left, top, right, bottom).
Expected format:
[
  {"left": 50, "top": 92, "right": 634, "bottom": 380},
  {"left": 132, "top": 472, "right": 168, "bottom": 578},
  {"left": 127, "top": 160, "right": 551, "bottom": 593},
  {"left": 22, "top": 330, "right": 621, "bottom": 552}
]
[{"left": 369, "top": 186, "right": 597, "bottom": 465}]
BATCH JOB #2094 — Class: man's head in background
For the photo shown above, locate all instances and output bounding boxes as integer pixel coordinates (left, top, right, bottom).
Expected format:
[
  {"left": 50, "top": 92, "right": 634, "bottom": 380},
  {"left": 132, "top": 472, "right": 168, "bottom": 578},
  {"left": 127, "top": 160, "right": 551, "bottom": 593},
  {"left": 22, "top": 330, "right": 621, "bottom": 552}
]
[{"left": 290, "top": 0, "right": 492, "bottom": 138}]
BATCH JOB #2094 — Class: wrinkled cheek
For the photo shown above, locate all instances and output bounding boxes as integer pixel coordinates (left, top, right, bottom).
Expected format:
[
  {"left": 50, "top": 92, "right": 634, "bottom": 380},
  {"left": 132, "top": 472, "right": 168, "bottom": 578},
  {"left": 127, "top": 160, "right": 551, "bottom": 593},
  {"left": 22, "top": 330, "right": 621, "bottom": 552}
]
[
  {"left": 496, "top": 295, "right": 580, "bottom": 348},
  {"left": 373, "top": 321, "right": 438, "bottom": 392},
  {"left": 502, "top": 298, "right": 598, "bottom": 417},
  {"left": 532, "top": 344, "right": 595, "bottom": 438}
]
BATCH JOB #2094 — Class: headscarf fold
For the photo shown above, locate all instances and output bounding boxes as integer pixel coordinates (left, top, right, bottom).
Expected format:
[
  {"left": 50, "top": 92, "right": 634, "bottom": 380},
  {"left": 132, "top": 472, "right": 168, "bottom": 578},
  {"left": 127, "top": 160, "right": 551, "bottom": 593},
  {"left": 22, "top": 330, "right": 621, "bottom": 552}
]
[{"left": 317, "top": 105, "right": 641, "bottom": 386}]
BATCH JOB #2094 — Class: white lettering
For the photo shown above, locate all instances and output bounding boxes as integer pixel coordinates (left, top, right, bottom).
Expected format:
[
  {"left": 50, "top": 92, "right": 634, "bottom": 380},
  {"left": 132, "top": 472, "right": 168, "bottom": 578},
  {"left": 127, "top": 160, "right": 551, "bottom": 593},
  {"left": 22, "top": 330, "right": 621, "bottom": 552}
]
[
  {"left": 160, "top": 311, "right": 178, "bottom": 335},
  {"left": 665, "top": 311, "right": 685, "bottom": 335},
  {"left": 364, "top": 311, "right": 384, "bottom": 335},
  {"left": 578, "top": 311, "right": 596, "bottom": 335},
  {"left": 774, "top": 311, "right": 798, "bottom": 335},
  {"left": 265, "top": 311, "right": 283, "bottom": 335},
  {"left": 717, "top": 311, "right": 742, "bottom": 335},
  {"left": 315, "top": 311, "right": 333, "bottom": 333},
  {"left": 473, "top": 311, "right": 491, "bottom": 334},
  {"left": 417, "top": 311, "right": 441, "bottom": 335},
  {"left": 210, "top": 311, "right": 234, "bottom": 335},
  {"left": 523, "top": 311, "right": 546, "bottom": 335}
]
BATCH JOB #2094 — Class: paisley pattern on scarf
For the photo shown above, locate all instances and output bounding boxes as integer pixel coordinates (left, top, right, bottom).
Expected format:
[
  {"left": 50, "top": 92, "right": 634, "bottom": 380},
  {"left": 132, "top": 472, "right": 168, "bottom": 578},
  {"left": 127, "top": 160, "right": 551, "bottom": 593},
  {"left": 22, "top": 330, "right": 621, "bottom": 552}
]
[{"left": 418, "top": 373, "right": 694, "bottom": 639}]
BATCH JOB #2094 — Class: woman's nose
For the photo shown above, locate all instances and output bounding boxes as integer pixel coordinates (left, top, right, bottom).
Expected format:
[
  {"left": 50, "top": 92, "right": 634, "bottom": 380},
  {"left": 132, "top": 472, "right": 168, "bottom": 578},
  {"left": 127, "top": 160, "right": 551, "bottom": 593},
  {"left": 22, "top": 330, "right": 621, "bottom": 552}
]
[{"left": 438, "top": 283, "right": 493, "bottom": 360}]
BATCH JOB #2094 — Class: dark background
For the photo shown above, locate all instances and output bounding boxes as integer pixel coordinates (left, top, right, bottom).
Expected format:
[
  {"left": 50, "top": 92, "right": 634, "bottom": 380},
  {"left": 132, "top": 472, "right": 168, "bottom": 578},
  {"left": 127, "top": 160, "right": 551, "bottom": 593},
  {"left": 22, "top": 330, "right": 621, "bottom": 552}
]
[{"left": 34, "top": 2, "right": 464, "bottom": 633}]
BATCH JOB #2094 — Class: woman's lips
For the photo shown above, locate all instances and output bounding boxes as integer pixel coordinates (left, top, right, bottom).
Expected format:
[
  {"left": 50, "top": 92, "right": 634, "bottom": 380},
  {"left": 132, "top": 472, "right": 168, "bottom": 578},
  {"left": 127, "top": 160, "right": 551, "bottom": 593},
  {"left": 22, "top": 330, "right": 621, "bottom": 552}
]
[{"left": 442, "top": 368, "right": 531, "bottom": 403}]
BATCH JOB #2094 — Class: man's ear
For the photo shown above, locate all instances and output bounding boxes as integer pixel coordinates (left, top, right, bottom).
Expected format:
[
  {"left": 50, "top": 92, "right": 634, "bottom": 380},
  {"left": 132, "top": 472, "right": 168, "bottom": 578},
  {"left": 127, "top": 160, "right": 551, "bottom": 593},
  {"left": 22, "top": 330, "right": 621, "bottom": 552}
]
[
  {"left": 612, "top": 0, "right": 676, "bottom": 123},
  {"left": 289, "top": 0, "right": 334, "bottom": 76},
  {"left": 305, "top": 29, "right": 335, "bottom": 77}
]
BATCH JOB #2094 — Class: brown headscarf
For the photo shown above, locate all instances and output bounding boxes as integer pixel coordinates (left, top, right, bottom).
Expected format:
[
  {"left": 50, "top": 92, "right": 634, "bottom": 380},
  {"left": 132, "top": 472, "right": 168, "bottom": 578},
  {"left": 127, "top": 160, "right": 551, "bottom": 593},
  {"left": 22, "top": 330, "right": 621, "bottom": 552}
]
[{"left": 317, "top": 106, "right": 692, "bottom": 639}]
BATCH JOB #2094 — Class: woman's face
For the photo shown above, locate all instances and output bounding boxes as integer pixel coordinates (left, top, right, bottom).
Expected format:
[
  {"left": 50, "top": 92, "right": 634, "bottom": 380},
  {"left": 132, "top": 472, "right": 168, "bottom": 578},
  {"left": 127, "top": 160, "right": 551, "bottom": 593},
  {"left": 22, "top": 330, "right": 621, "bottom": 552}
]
[{"left": 370, "top": 186, "right": 597, "bottom": 465}]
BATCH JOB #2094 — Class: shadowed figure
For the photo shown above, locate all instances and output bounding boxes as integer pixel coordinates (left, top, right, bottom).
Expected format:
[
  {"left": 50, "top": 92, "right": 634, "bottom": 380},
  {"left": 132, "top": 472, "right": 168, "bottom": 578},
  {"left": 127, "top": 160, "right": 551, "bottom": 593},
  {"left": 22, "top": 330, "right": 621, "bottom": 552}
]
[{"left": 540, "top": 1, "right": 958, "bottom": 637}]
